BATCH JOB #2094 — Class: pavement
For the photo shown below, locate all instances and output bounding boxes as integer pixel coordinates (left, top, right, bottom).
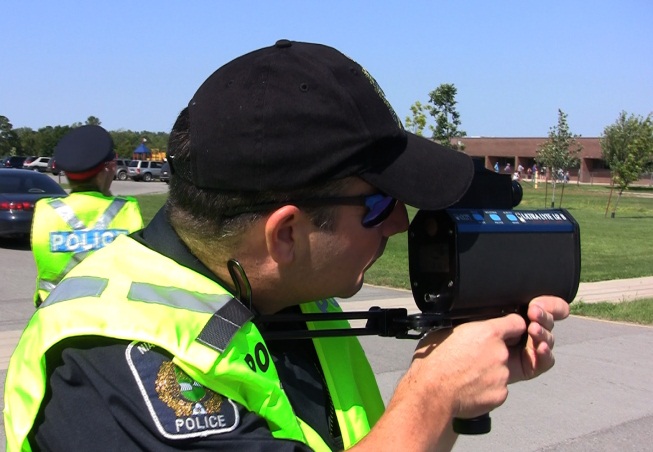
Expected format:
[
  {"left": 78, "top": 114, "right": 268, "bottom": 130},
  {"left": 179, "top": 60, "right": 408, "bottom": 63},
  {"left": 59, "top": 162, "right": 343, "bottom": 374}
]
[
  {"left": 343, "top": 281, "right": 653, "bottom": 451},
  {"left": 3, "top": 274, "right": 653, "bottom": 450},
  {"left": 47, "top": 172, "right": 170, "bottom": 197}
]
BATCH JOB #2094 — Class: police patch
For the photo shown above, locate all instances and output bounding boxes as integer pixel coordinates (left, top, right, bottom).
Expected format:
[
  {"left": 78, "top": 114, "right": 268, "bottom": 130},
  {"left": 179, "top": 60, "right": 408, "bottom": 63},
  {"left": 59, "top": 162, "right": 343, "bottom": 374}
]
[{"left": 126, "top": 341, "right": 239, "bottom": 439}]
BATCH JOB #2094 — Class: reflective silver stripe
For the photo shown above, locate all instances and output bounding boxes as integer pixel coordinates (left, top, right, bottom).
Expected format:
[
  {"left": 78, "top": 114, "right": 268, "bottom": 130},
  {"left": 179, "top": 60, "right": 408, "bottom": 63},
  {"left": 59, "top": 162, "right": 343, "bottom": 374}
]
[
  {"left": 128, "top": 283, "right": 232, "bottom": 314},
  {"left": 127, "top": 283, "right": 252, "bottom": 351},
  {"left": 38, "top": 279, "right": 57, "bottom": 291},
  {"left": 48, "top": 198, "right": 85, "bottom": 230},
  {"left": 38, "top": 250, "right": 90, "bottom": 293},
  {"left": 49, "top": 197, "right": 129, "bottom": 231},
  {"left": 69, "top": 250, "right": 91, "bottom": 266},
  {"left": 41, "top": 276, "right": 109, "bottom": 307},
  {"left": 94, "top": 198, "right": 128, "bottom": 230},
  {"left": 43, "top": 198, "right": 132, "bottom": 289},
  {"left": 42, "top": 277, "right": 250, "bottom": 352}
]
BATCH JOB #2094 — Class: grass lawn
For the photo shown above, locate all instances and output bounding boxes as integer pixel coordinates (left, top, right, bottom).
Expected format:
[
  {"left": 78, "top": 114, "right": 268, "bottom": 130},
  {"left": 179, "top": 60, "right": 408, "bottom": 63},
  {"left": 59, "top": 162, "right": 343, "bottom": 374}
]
[
  {"left": 136, "top": 193, "right": 168, "bottom": 223},
  {"left": 571, "top": 298, "right": 653, "bottom": 325},
  {"left": 135, "top": 182, "right": 653, "bottom": 288},
  {"left": 366, "top": 181, "right": 653, "bottom": 288}
]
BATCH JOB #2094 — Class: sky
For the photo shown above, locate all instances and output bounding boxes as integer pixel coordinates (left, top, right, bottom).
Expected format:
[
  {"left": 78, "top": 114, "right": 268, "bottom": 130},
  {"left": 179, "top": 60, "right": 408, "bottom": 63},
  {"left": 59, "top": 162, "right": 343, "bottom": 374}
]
[{"left": 2, "top": 1, "right": 651, "bottom": 138}]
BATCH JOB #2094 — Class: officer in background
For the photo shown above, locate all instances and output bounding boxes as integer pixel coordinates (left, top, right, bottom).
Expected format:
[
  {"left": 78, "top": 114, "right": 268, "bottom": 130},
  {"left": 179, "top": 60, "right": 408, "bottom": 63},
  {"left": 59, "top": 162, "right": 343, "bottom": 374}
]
[{"left": 30, "top": 125, "right": 143, "bottom": 306}]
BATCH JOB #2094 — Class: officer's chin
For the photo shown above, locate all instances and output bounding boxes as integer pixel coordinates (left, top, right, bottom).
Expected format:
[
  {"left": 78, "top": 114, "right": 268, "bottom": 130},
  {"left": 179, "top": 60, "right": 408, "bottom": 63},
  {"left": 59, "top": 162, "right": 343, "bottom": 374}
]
[{"left": 337, "top": 276, "right": 366, "bottom": 300}]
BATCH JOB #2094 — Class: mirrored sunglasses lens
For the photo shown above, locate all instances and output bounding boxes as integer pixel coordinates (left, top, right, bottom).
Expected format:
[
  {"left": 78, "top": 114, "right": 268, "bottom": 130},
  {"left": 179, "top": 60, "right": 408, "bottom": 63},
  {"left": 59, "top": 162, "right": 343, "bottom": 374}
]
[{"left": 362, "top": 196, "right": 397, "bottom": 227}]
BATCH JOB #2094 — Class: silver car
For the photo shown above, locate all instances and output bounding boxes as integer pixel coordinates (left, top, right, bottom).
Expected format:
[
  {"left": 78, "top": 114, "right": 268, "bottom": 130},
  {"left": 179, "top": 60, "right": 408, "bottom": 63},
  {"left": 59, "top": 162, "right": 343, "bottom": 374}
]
[
  {"left": 113, "top": 159, "right": 132, "bottom": 181},
  {"left": 127, "top": 160, "right": 163, "bottom": 182},
  {"left": 23, "top": 156, "right": 51, "bottom": 172}
]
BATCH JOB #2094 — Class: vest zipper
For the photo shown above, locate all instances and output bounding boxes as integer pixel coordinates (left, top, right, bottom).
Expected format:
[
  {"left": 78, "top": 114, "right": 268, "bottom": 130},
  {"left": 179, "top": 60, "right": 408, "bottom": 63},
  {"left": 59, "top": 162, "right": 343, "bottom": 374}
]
[{"left": 313, "top": 360, "right": 342, "bottom": 449}]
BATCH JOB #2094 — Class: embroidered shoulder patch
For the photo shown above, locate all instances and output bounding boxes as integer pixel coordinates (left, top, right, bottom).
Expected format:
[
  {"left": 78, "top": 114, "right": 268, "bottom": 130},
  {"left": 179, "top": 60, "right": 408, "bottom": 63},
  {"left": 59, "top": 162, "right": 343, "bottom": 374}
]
[{"left": 126, "top": 341, "right": 240, "bottom": 439}]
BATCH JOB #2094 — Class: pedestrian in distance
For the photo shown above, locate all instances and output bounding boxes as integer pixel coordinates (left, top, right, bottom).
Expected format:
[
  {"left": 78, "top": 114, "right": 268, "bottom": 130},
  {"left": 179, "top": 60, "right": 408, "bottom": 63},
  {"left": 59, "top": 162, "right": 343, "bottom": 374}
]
[
  {"left": 29, "top": 125, "right": 143, "bottom": 306},
  {"left": 5, "top": 40, "right": 569, "bottom": 451}
]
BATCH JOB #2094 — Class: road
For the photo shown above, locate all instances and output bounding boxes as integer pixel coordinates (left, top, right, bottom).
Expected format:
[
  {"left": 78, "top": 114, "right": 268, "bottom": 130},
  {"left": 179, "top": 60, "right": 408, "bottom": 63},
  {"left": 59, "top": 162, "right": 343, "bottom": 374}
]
[
  {"left": 347, "top": 286, "right": 653, "bottom": 452},
  {"left": 1, "top": 177, "right": 652, "bottom": 450},
  {"left": 47, "top": 172, "right": 170, "bottom": 197}
]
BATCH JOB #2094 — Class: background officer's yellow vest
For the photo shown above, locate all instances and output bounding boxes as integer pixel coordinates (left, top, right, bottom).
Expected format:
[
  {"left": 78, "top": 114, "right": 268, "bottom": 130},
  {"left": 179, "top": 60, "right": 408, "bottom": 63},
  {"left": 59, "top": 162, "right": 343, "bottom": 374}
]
[
  {"left": 31, "top": 192, "right": 142, "bottom": 305},
  {"left": 5, "top": 235, "right": 383, "bottom": 451}
]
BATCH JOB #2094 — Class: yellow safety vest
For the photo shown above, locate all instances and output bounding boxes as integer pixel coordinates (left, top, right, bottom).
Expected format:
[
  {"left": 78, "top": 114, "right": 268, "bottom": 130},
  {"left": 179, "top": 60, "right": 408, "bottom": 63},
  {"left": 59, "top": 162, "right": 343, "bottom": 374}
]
[
  {"left": 30, "top": 192, "right": 143, "bottom": 306},
  {"left": 5, "top": 235, "right": 383, "bottom": 451}
]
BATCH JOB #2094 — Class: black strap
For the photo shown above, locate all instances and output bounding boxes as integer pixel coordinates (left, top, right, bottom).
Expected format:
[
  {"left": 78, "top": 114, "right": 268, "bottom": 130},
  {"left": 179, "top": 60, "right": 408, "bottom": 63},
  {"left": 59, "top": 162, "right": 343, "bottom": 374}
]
[{"left": 196, "top": 298, "right": 254, "bottom": 352}]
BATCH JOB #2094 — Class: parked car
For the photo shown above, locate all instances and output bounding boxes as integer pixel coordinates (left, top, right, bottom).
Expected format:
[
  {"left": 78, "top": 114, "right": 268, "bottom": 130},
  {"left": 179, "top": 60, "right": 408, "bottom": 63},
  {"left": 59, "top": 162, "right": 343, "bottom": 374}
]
[
  {"left": 0, "top": 168, "right": 67, "bottom": 239},
  {"left": 21, "top": 156, "right": 38, "bottom": 166},
  {"left": 114, "top": 158, "right": 132, "bottom": 181},
  {"left": 23, "top": 156, "right": 51, "bottom": 172},
  {"left": 127, "top": 160, "right": 163, "bottom": 182},
  {"left": 160, "top": 161, "right": 170, "bottom": 184},
  {"left": 47, "top": 157, "right": 63, "bottom": 176},
  {"left": 2, "top": 156, "right": 28, "bottom": 168}
]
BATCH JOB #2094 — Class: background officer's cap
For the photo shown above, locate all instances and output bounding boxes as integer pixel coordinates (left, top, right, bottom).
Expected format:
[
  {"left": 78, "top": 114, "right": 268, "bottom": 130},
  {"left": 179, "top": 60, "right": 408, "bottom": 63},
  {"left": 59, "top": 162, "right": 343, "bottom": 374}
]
[{"left": 55, "top": 125, "right": 116, "bottom": 180}]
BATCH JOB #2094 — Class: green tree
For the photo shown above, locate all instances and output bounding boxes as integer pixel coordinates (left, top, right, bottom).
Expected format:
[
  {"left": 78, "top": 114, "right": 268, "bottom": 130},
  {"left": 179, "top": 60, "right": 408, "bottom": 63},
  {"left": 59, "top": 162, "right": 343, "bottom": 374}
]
[
  {"left": 111, "top": 130, "right": 139, "bottom": 158},
  {"left": 109, "top": 130, "right": 169, "bottom": 158},
  {"left": 427, "top": 83, "right": 466, "bottom": 149},
  {"left": 11, "top": 118, "right": 170, "bottom": 159},
  {"left": 0, "top": 115, "right": 23, "bottom": 155},
  {"left": 404, "top": 101, "right": 427, "bottom": 136},
  {"left": 139, "top": 131, "right": 169, "bottom": 152},
  {"left": 85, "top": 116, "right": 101, "bottom": 126},
  {"left": 601, "top": 111, "right": 653, "bottom": 218},
  {"left": 536, "top": 109, "right": 582, "bottom": 207},
  {"left": 32, "top": 125, "right": 72, "bottom": 156},
  {"left": 15, "top": 127, "right": 37, "bottom": 155}
]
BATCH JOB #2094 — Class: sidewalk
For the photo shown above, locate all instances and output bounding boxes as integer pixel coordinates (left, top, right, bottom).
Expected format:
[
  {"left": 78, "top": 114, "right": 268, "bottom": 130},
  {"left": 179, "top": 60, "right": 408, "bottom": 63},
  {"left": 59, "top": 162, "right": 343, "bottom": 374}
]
[
  {"left": 573, "top": 276, "right": 653, "bottom": 304},
  {"left": 339, "top": 276, "right": 653, "bottom": 316}
]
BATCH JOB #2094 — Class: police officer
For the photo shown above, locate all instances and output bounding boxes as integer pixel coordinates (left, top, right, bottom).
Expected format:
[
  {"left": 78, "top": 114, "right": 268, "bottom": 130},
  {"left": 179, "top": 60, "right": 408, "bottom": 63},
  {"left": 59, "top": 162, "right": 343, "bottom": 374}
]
[
  {"left": 6, "top": 42, "right": 569, "bottom": 451},
  {"left": 30, "top": 125, "right": 143, "bottom": 306}
]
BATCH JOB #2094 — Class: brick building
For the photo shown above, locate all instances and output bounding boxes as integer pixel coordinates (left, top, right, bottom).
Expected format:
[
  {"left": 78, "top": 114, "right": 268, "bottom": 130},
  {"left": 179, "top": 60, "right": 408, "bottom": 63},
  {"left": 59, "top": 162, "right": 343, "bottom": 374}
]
[{"left": 451, "top": 137, "right": 616, "bottom": 184}]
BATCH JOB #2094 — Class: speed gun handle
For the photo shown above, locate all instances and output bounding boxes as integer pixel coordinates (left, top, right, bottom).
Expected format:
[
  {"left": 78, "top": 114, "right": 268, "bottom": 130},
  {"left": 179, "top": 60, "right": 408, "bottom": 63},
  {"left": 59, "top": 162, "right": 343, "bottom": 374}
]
[{"left": 453, "top": 413, "right": 491, "bottom": 435}]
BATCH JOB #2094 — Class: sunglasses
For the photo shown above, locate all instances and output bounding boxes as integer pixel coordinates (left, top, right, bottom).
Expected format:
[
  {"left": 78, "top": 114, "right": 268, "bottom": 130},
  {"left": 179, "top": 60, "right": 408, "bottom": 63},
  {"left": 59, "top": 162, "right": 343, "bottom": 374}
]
[{"left": 223, "top": 193, "right": 397, "bottom": 228}]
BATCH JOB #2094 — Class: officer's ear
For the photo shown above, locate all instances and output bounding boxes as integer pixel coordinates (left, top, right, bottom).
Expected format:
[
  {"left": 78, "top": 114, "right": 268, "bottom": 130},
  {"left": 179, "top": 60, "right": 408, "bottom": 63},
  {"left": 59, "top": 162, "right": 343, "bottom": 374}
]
[{"left": 264, "top": 205, "right": 305, "bottom": 265}]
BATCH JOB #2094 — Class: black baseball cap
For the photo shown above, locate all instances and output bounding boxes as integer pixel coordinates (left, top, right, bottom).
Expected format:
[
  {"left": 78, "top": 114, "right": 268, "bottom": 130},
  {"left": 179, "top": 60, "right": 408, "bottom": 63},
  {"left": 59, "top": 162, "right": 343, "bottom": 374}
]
[
  {"left": 55, "top": 125, "right": 115, "bottom": 180},
  {"left": 177, "top": 39, "right": 473, "bottom": 210}
]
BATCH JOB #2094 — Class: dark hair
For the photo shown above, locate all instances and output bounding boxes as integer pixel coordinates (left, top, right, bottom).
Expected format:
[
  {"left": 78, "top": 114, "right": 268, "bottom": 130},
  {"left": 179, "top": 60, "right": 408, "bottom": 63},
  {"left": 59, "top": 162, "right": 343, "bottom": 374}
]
[{"left": 166, "top": 108, "right": 347, "bottom": 249}]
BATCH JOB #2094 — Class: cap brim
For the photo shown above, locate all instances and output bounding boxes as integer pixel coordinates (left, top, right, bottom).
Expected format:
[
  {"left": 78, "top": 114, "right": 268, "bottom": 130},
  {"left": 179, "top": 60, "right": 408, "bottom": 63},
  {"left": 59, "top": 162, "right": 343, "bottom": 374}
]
[{"left": 360, "top": 133, "right": 474, "bottom": 210}]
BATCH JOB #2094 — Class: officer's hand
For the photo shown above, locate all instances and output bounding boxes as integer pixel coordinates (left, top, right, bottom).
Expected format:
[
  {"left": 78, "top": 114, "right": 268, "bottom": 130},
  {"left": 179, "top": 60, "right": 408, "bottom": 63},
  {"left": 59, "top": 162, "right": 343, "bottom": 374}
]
[
  {"left": 412, "top": 313, "right": 527, "bottom": 419},
  {"left": 411, "top": 295, "right": 569, "bottom": 420},
  {"left": 508, "top": 295, "right": 570, "bottom": 383}
]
